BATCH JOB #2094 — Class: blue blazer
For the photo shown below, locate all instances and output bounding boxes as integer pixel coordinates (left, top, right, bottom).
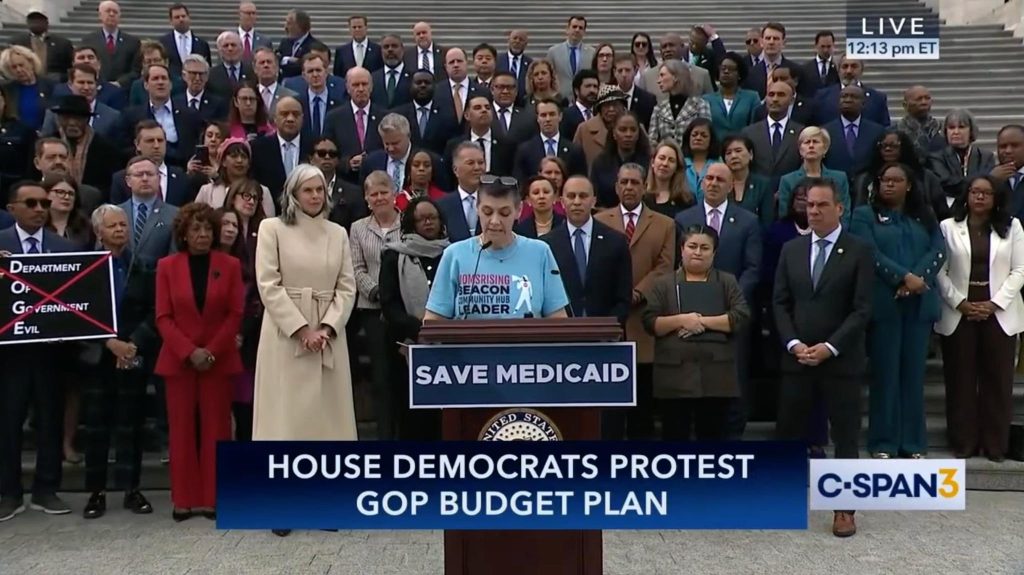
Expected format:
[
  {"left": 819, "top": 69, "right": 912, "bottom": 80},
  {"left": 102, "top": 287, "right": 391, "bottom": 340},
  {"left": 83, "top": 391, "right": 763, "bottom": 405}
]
[
  {"left": 0, "top": 226, "right": 76, "bottom": 254},
  {"left": 778, "top": 166, "right": 852, "bottom": 225},
  {"left": 815, "top": 83, "right": 891, "bottom": 127},
  {"left": 436, "top": 190, "right": 479, "bottom": 242},
  {"left": 334, "top": 40, "right": 384, "bottom": 78},
  {"left": 823, "top": 117, "right": 886, "bottom": 180},
  {"left": 282, "top": 74, "right": 347, "bottom": 101},
  {"left": 674, "top": 203, "right": 762, "bottom": 301},
  {"left": 298, "top": 88, "right": 346, "bottom": 140},
  {"left": 0, "top": 210, "right": 15, "bottom": 230},
  {"left": 53, "top": 80, "right": 125, "bottom": 110},
  {"left": 703, "top": 89, "right": 760, "bottom": 138}
]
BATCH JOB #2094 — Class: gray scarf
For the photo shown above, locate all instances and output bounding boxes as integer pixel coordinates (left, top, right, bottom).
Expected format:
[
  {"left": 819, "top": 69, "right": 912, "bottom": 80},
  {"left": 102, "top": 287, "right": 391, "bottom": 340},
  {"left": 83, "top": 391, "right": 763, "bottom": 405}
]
[{"left": 386, "top": 234, "right": 450, "bottom": 319}]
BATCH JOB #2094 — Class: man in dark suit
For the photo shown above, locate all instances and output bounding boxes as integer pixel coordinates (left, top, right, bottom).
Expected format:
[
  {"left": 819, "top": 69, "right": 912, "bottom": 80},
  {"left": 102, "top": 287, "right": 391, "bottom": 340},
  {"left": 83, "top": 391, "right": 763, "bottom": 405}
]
[
  {"left": 54, "top": 46, "right": 126, "bottom": 110},
  {"left": 0, "top": 181, "right": 77, "bottom": 522},
  {"left": 251, "top": 97, "right": 310, "bottom": 203},
  {"left": 10, "top": 12, "right": 74, "bottom": 82},
  {"left": 206, "top": 32, "right": 254, "bottom": 99},
  {"left": 371, "top": 35, "right": 413, "bottom": 110},
  {"left": 81, "top": 0, "right": 141, "bottom": 86},
  {"left": 109, "top": 121, "right": 192, "bottom": 206},
  {"left": 334, "top": 15, "right": 383, "bottom": 78},
  {"left": 282, "top": 42, "right": 347, "bottom": 98},
  {"left": 773, "top": 177, "right": 873, "bottom": 538},
  {"left": 236, "top": 1, "right": 273, "bottom": 62},
  {"left": 324, "top": 68, "right": 386, "bottom": 182},
  {"left": 41, "top": 64, "right": 124, "bottom": 141},
  {"left": 815, "top": 55, "right": 891, "bottom": 127},
  {"left": 742, "top": 21, "right": 804, "bottom": 99},
  {"left": 490, "top": 71, "right": 535, "bottom": 146},
  {"left": 513, "top": 99, "right": 588, "bottom": 182},
  {"left": 120, "top": 64, "right": 203, "bottom": 167},
  {"left": 542, "top": 175, "right": 632, "bottom": 323},
  {"left": 174, "top": 54, "right": 228, "bottom": 122},
  {"left": 276, "top": 10, "right": 318, "bottom": 78},
  {"left": 682, "top": 24, "right": 727, "bottom": 87},
  {"left": 800, "top": 30, "right": 839, "bottom": 97},
  {"left": 444, "top": 92, "right": 515, "bottom": 179},
  {"left": 753, "top": 63, "right": 817, "bottom": 127},
  {"left": 675, "top": 164, "right": 762, "bottom": 438},
  {"left": 823, "top": 85, "right": 885, "bottom": 180},
  {"left": 392, "top": 70, "right": 460, "bottom": 156},
  {"left": 614, "top": 56, "right": 656, "bottom": 130},
  {"left": 158, "top": 4, "right": 212, "bottom": 77},
  {"left": 560, "top": 70, "right": 600, "bottom": 140},
  {"left": 404, "top": 21, "right": 445, "bottom": 79},
  {"left": 433, "top": 48, "right": 478, "bottom": 129},
  {"left": 436, "top": 142, "right": 485, "bottom": 241},
  {"left": 742, "top": 81, "right": 804, "bottom": 190},
  {"left": 310, "top": 137, "right": 367, "bottom": 230},
  {"left": 471, "top": 43, "right": 498, "bottom": 89},
  {"left": 359, "top": 113, "right": 414, "bottom": 190},
  {"left": 298, "top": 54, "right": 346, "bottom": 140},
  {"left": 995, "top": 125, "right": 1024, "bottom": 220},
  {"left": 496, "top": 30, "right": 532, "bottom": 93}
]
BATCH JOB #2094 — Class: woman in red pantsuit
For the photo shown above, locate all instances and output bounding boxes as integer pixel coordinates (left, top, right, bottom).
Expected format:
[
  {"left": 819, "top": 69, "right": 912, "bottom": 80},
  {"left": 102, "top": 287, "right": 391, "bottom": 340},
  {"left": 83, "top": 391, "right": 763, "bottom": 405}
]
[{"left": 155, "top": 203, "right": 244, "bottom": 522}]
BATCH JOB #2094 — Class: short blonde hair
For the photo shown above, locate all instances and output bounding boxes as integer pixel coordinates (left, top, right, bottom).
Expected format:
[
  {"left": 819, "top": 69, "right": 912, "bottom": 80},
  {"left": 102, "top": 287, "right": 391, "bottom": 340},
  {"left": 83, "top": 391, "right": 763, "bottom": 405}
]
[
  {"left": 363, "top": 170, "right": 395, "bottom": 194},
  {"left": 798, "top": 126, "right": 831, "bottom": 153},
  {"left": 659, "top": 60, "right": 693, "bottom": 97},
  {"left": 0, "top": 45, "right": 43, "bottom": 79},
  {"left": 280, "top": 164, "right": 329, "bottom": 225}
]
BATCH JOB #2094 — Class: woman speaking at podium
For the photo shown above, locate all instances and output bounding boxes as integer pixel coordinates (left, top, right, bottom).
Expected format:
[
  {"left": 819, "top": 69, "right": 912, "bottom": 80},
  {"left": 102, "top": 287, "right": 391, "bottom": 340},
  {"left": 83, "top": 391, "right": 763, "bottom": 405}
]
[{"left": 424, "top": 174, "right": 570, "bottom": 320}]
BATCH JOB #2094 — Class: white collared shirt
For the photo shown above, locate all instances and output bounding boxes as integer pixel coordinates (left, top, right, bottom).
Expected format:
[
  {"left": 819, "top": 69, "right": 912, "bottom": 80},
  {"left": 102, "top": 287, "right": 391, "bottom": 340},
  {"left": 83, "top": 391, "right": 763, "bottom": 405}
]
[
  {"left": 260, "top": 81, "right": 278, "bottom": 109},
  {"left": 238, "top": 27, "right": 254, "bottom": 46},
  {"left": 150, "top": 100, "right": 178, "bottom": 142},
  {"left": 387, "top": 147, "right": 411, "bottom": 191},
  {"left": 419, "top": 45, "right": 436, "bottom": 72},
  {"left": 278, "top": 133, "right": 301, "bottom": 173},
  {"left": 352, "top": 39, "right": 367, "bottom": 65},
  {"left": 768, "top": 115, "right": 789, "bottom": 140},
  {"left": 620, "top": 202, "right": 642, "bottom": 230},
  {"left": 492, "top": 102, "right": 513, "bottom": 131},
  {"left": 158, "top": 162, "right": 169, "bottom": 201},
  {"left": 384, "top": 62, "right": 405, "bottom": 78},
  {"left": 575, "top": 101, "right": 590, "bottom": 119},
  {"left": 450, "top": 78, "right": 468, "bottom": 106},
  {"left": 703, "top": 199, "right": 728, "bottom": 224},
  {"left": 187, "top": 89, "right": 204, "bottom": 110},
  {"left": 175, "top": 31, "right": 192, "bottom": 63},
  {"left": 470, "top": 129, "right": 493, "bottom": 171},
  {"left": 567, "top": 217, "right": 594, "bottom": 260},
  {"left": 15, "top": 224, "right": 43, "bottom": 254}
]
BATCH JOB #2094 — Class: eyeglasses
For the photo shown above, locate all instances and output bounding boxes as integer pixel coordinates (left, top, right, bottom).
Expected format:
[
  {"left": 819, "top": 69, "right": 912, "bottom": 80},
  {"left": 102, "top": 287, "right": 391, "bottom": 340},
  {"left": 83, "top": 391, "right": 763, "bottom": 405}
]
[
  {"left": 238, "top": 192, "right": 259, "bottom": 202},
  {"left": 236, "top": 96, "right": 258, "bottom": 103},
  {"left": 493, "top": 84, "right": 517, "bottom": 91},
  {"left": 13, "top": 198, "right": 52, "bottom": 209},
  {"left": 314, "top": 149, "right": 339, "bottom": 158},
  {"left": 745, "top": 39, "right": 759, "bottom": 45},
  {"left": 184, "top": 70, "right": 209, "bottom": 77},
  {"left": 968, "top": 188, "right": 994, "bottom": 197},
  {"left": 633, "top": 41, "right": 648, "bottom": 48},
  {"left": 598, "top": 53, "right": 613, "bottom": 58},
  {"left": 480, "top": 174, "right": 518, "bottom": 188},
  {"left": 878, "top": 141, "right": 901, "bottom": 149},
  {"left": 415, "top": 214, "right": 439, "bottom": 223},
  {"left": 880, "top": 176, "right": 908, "bottom": 185},
  {"left": 51, "top": 189, "right": 75, "bottom": 198}
]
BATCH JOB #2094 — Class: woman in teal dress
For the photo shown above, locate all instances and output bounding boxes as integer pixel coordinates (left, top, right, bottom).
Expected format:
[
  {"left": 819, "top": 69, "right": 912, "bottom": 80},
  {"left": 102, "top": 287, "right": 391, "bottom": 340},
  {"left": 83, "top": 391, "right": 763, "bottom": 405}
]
[
  {"left": 703, "top": 52, "right": 759, "bottom": 139},
  {"left": 721, "top": 134, "right": 774, "bottom": 228},
  {"left": 850, "top": 162, "right": 945, "bottom": 459},
  {"left": 682, "top": 118, "right": 721, "bottom": 201},
  {"left": 778, "top": 126, "right": 852, "bottom": 225}
]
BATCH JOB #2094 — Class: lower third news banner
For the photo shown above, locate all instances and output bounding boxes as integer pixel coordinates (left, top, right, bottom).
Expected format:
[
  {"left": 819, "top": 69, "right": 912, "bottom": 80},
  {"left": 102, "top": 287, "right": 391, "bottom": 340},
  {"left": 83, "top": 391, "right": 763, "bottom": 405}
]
[
  {"left": 0, "top": 252, "right": 117, "bottom": 345},
  {"left": 217, "top": 442, "right": 808, "bottom": 530}
]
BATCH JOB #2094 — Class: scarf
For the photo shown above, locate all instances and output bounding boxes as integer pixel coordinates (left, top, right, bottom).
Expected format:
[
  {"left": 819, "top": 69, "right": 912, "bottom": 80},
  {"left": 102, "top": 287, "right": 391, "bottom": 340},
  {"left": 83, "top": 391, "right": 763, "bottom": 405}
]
[
  {"left": 385, "top": 234, "right": 450, "bottom": 320},
  {"left": 62, "top": 127, "right": 94, "bottom": 185}
]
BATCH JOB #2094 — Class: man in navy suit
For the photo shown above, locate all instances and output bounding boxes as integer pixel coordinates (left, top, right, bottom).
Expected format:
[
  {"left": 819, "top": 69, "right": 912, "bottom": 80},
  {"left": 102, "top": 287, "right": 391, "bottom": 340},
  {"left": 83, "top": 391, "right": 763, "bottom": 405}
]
[
  {"left": 800, "top": 30, "right": 839, "bottom": 97},
  {"left": 41, "top": 64, "right": 123, "bottom": 141},
  {"left": 815, "top": 55, "right": 891, "bottom": 127},
  {"left": 371, "top": 35, "right": 413, "bottom": 110},
  {"left": 443, "top": 92, "right": 515, "bottom": 179},
  {"left": 513, "top": 99, "right": 588, "bottom": 182},
  {"left": 174, "top": 54, "right": 228, "bottom": 122},
  {"left": 159, "top": 4, "right": 212, "bottom": 77},
  {"left": 496, "top": 30, "right": 532, "bottom": 94},
  {"left": 120, "top": 63, "right": 202, "bottom": 167},
  {"left": 359, "top": 113, "right": 414, "bottom": 190},
  {"left": 324, "top": 68, "right": 386, "bottom": 182},
  {"left": 823, "top": 85, "right": 885, "bottom": 180},
  {"left": 334, "top": 15, "right": 383, "bottom": 79},
  {"left": 298, "top": 54, "right": 345, "bottom": 140},
  {"left": 404, "top": 21, "right": 445, "bottom": 80},
  {"left": 560, "top": 70, "right": 600, "bottom": 140},
  {"left": 54, "top": 46, "right": 126, "bottom": 110},
  {"left": 742, "top": 22, "right": 803, "bottom": 98},
  {"left": 207, "top": 31, "right": 254, "bottom": 99},
  {"left": 109, "top": 121, "right": 192, "bottom": 206},
  {"left": 251, "top": 97, "right": 311, "bottom": 202},
  {"left": 614, "top": 55, "right": 656, "bottom": 130},
  {"left": 542, "top": 176, "right": 632, "bottom": 323},
  {"left": 675, "top": 164, "right": 762, "bottom": 439},
  {"left": 490, "top": 71, "right": 536, "bottom": 146},
  {"left": 434, "top": 48, "right": 478, "bottom": 129},
  {"left": 282, "top": 42, "right": 347, "bottom": 99},
  {"left": 392, "top": 70, "right": 460, "bottom": 156},
  {"left": 436, "top": 142, "right": 485, "bottom": 241},
  {"left": 276, "top": 9, "right": 318, "bottom": 78},
  {"left": 0, "top": 181, "right": 77, "bottom": 522}
]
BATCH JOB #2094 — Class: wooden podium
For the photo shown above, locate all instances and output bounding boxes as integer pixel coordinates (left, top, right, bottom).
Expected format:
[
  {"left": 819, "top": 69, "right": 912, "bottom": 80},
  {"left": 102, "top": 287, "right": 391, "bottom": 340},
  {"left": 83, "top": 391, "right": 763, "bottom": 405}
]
[{"left": 418, "top": 317, "right": 623, "bottom": 575}]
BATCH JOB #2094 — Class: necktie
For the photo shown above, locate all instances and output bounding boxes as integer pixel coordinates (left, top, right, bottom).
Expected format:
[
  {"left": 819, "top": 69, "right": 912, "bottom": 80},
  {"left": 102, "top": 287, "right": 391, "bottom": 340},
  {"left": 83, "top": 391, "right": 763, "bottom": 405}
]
[
  {"left": 229, "top": 65, "right": 238, "bottom": 83},
  {"left": 625, "top": 212, "right": 636, "bottom": 242},
  {"left": 179, "top": 34, "right": 189, "bottom": 63},
  {"left": 134, "top": 203, "right": 148, "bottom": 245},
  {"left": 391, "top": 160, "right": 403, "bottom": 192},
  {"left": 387, "top": 70, "right": 398, "bottom": 105},
  {"left": 356, "top": 43, "right": 365, "bottom": 67},
  {"left": 499, "top": 108, "right": 509, "bottom": 132},
  {"left": 545, "top": 138, "right": 556, "bottom": 157},
  {"left": 771, "top": 123, "right": 783, "bottom": 149},
  {"left": 845, "top": 123, "right": 857, "bottom": 155},
  {"left": 355, "top": 109, "right": 366, "bottom": 147},
  {"left": 573, "top": 228, "right": 587, "bottom": 285},
  {"left": 477, "top": 137, "right": 488, "bottom": 170},
  {"left": 291, "top": 39, "right": 301, "bottom": 57},
  {"left": 25, "top": 237, "right": 40, "bottom": 254},
  {"left": 583, "top": 108, "right": 592, "bottom": 121},
  {"left": 569, "top": 46, "right": 578, "bottom": 75},
  {"left": 243, "top": 33, "right": 252, "bottom": 60},
  {"left": 1011, "top": 174, "right": 1020, "bottom": 191},
  {"left": 421, "top": 49, "right": 430, "bottom": 72},
  {"left": 452, "top": 83, "right": 464, "bottom": 119},
  {"left": 510, "top": 55, "right": 519, "bottom": 79},
  {"left": 190, "top": 98, "right": 200, "bottom": 111},
  {"left": 708, "top": 208, "right": 721, "bottom": 233},
  {"left": 283, "top": 142, "right": 296, "bottom": 176},
  {"left": 262, "top": 86, "right": 273, "bottom": 110},
  {"left": 820, "top": 61, "right": 828, "bottom": 79},
  {"left": 465, "top": 194, "right": 478, "bottom": 232},
  {"left": 106, "top": 33, "right": 115, "bottom": 55},
  {"left": 418, "top": 107, "right": 429, "bottom": 138},
  {"left": 312, "top": 96, "right": 322, "bottom": 136},
  {"left": 812, "top": 238, "right": 830, "bottom": 289}
]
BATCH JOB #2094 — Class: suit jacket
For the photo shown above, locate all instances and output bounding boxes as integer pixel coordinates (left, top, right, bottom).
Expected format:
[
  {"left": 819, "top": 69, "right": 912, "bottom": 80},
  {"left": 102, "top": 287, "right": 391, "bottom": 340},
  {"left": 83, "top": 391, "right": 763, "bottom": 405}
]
[
  {"left": 743, "top": 55, "right": 803, "bottom": 99},
  {"left": 53, "top": 81, "right": 125, "bottom": 110},
  {"left": 927, "top": 145, "right": 997, "bottom": 204},
  {"left": 172, "top": 93, "right": 229, "bottom": 123},
  {"left": 282, "top": 74, "right": 346, "bottom": 98},
  {"left": 371, "top": 66, "right": 413, "bottom": 109},
  {"left": 10, "top": 33, "right": 74, "bottom": 81},
  {"left": 0, "top": 226, "right": 76, "bottom": 254},
  {"left": 778, "top": 167, "right": 852, "bottom": 225},
  {"left": 80, "top": 133, "right": 126, "bottom": 199},
  {"left": 443, "top": 132, "right": 514, "bottom": 178},
  {"left": 110, "top": 250, "right": 160, "bottom": 355},
  {"left": 436, "top": 189, "right": 480, "bottom": 241},
  {"left": 323, "top": 103, "right": 386, "bottom": 178},
  {"left": 81, "top": 29, "right": 141, "bottom": 85},
  {"left": 334, "top": 40, "right": 384, "bottom": 78},
  {"left": 276, "top": 34, "right": 319, "bottom": 78},
  {"left": 800, "top": 57, "right": 840, "bottom": 96},
  {"left": 741, "top": 119, "right": 805, "bottom": 188},
  {"left": 572, "top": 116, "right": 610, "bottom": 170},
  {"left": 772, "top": 230, "right": 874, "bottom": 375},
  {"left": 403, "top": 44, "right": 446, "bottom": 80},
  {"left": 0, "top": 211, "right": 12, "bottom": 230},
  {"left": 626, "top": 87, "right": 657, "bottom": 131},
  {"left": 250, "top": 133, "right": 313, "bottom": 202},
  {"left": 675, "top": 202, "right": 762, "bottom": 301},
  {"left": 513, "top": 135, "right": 588, "bottom": 182},
  {"left": 823, "top": 117, "right": 886, "bottom": 179},
  {"left": 492, "top": 104, "right": 536, "bottom": 146},
  {"left": 638, "top": 62, "right": 714, "bottom": 101},
  {"left": 936, "top": 217, "right": 1024, "bottom": 336},
  {"left": 327, "top": 176, "right": 369, "bottom": 231},
  {"left": 127, "top": 76, "right": 187, "bottom": 108},
  {"left": 41, "top": 100, "right": 122, "bottom": 140},
  {"left": 393, "top": 100, "right": 460, "bottom": 155},
  {"left": 753, "top": 95, "right": 817, "bottom": 127},
  {"left": 433, "top": 78, "right": 479, "bottom": 124},
  {"left": 159, "top": 31, "right": 213, "bottom": 76},
  {"left": 118, "top": 198, "right": 178, "bottom": 268},
  {"left": 110, "top": 165, "right": 191, "bottom": 207},
  {"left": 541, "top": 219, "right": 632, "bottom": 324},
  {"left": 594, "top": 205, "right": 675, "bottom": 362},
  {"left": 545, "top": 41, "right": 596, "bottom": 100},
  {"left": 259, "top": 83, "right": 298, "bottom": 116},
  {"left": 560, "top": 103, "right": 588, "bottom": 141},
  {"left": 207, "top": 61, "right": 254, "bottom": 99},
  {"left": 704, "top": 89, "right": 760, "bottom": 138},
  {"left": 154, "top": 250, "right": 244, "bottom": 377},
  {"left": 681, "top": 38, "right": 727, "bottom": 87},
  {"left": 496, "top": 52, "right": 533, "bottom": 90},
  {"left": 120, "top": 101, "right": 203, "bottom": 166},
  {"left": 298, "top": 88, "right": 346, "bottom": 139},
  {"left": 515, "top": 212, "right": 566, "bottom": 239},
  {"left": 815, "top": 82, "right": 891, "bottom": 127}
]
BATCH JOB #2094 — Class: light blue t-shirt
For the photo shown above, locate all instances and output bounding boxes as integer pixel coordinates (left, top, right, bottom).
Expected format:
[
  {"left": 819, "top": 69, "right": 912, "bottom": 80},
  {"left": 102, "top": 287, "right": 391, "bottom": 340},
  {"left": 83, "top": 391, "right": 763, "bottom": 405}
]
[{"left": 426, "top": 235, "right": 569, "bottom": 319}]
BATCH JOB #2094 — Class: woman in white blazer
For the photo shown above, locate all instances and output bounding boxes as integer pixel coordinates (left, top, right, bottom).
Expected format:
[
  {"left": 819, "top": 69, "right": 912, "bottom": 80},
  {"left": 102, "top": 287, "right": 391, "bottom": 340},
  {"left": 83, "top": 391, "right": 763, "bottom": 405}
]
[{"left": 935, "top": 174, "right": 1024, "bottom": 462}]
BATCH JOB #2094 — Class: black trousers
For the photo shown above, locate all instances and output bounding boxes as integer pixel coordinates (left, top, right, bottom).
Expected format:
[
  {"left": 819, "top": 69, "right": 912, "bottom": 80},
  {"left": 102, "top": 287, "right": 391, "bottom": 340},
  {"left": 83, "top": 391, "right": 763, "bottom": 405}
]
[
  {"left": 776, "top": 372, "right": 862, "bottom": 459},
  {"left": 393, "top": 353, "right": 441, "bottom": 441},
  {"left": 82, "top": 354, "right": 148, "bottom": 492},
  {"left": 725, "top": 324, "right": 753, "bottom": 439},
  {"left": 660, "top": 398, "right": 731, "bottom": 441},
  {"left": 0, "top": 350, "right": 64, "bottom": 499},
  {"left": 359, "top": 309, "right": 396, "bottom": 440},
  {"left": 232, "top": 402, "right": 253, "bottom": 442},
  {"left": 602, "top": 363, "right": 654, "bottom": 440}
]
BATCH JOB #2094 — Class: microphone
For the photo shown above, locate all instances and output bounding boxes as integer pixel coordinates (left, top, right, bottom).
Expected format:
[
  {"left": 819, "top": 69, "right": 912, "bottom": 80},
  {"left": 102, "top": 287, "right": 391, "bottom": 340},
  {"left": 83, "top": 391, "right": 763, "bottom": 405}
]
[{"left": 456, "top": 239, "right": 492, "bottom": 320}]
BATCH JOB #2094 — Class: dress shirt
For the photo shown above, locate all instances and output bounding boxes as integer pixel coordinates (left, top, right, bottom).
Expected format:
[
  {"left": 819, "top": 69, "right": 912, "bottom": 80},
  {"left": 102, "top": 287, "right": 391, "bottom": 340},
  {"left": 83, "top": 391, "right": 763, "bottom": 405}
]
[
  {"left": 419, "top": 45, "right": 436, "bottom": 73},
  {"left": 353, "top": 39, "right": 367, "bottom": 66},
  {"left": 308, "top": 88, "right": 328, "bottom": 128},
  {"left": 492, "top": 102, "right": 513, "bottom": 131},
  {"left": 277, "top": 133, "right": 301, "bottom": 174},
  {"left": 506, "top": 51, "right": 523, "bottom": 76},
  {"left": 541, "top": 132, "right": 561, "bottom": 156},
  {"left": 842, "top": 116, "right": 861, "bottom": 132},
  {"left": 767, "top": 115, "right": 789, "bottom": 140},
  {"left": 762, "top": 55, "right": 783, "bottom": 70},
  {"left": 575, "top": 101, "right": 590, "bottom": 120},
  {"left": 703, "top": 199, "right": 729, "bottom": 224},
  {"left": 470, "top": 129, "right": 493, "bottom": 170},
  {"left": 450, "top": 79, "right": 468, "bottom": 107},
  {"left": 187, "top": 89, "right": 205, "bottom": 111},
  {"left": 387, "top": 147, "right": 411, "bottom": 191},
  {"left": 176, "top": 31, "right": 193, "bottom": 63},
  {"left": 623, "top": 86, "right": 636, "bottom": 109},
  {"left": 158, "top": 162, "right": 169, "bottom": 200},
  {"left": 238, "top": 27, "right": 255, "bottom": 45},
  {"left": 786, "top": 223, "right": 843, "bottom": 356},
  {"left": 351, "top": 100, "right": 370, "bottom": 131},
  {"left": 566, "top": 217, "right": 594, "bottom": 260},
  {"left": 259, "top": 82, "right": 278, "bottom": 110},
  {"left": 620, "top": 202, "right": 643, "bottom": 230},
  {"left": 289, "top": 33, "right": 309, "bottom": 58},
  {"left": 130, "top": 196, "right": 157, "bottom": 230},
  {"left": 150, "top": 100, "right": 179, "bottom": 143},
  {"left": 816, "top": 56, "right": 832, "bottom": 77},
  {"left": 14, "top": 225, "right": 44, "bottom": 254}
]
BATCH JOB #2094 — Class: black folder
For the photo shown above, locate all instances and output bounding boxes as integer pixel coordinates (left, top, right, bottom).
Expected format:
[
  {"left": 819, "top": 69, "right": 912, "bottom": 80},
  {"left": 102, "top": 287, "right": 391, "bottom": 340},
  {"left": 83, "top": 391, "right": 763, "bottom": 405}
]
[{"left": 676, "top": 281, "right": 728, "bottom": 342}]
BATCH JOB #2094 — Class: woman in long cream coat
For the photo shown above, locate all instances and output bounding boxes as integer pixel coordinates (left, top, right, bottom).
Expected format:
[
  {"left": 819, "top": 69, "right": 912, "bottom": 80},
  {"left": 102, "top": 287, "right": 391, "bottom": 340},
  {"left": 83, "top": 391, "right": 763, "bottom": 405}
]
[{"left": 252, "top": 164, "right": 358, "bottom": 441}]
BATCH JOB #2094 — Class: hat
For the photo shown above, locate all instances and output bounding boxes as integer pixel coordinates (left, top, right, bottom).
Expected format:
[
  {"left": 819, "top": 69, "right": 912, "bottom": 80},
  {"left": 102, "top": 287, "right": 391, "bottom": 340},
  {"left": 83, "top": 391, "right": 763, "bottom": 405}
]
[
  {"left": 593, "top": 85, "right": 628, "bottom": 111},
  {"left": 26, "top": 10, "right": 48, "bottom": 20},
  {"left": 50, "top": 95, "right": 94, "bottom": 117},
  {"left": 218, "top": 137, "right": 252, "bottom": 159}
]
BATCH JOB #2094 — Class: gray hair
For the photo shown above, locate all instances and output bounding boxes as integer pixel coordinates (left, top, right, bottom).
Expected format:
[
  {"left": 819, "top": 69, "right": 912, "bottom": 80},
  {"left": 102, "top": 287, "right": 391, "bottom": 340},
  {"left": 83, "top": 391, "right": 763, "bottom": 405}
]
[
  {"left": 182, "top": 53, "right": 210, "bottom": 71},
  {"left": 944, "top": 108, "right": 979, "bottom": 143},
  {"left": 377, "top": 113, "right": 411, "bottom": 137},
  {"left": 216, "top": 31, "right": 241, "bottom": 48},
  {"left": 619, "top": 162, "right": 647, "bottom": 180},
  {"left": 363, "top": 170, "right": 395, "bottom": 193},
  {"left": 90, "top": 203, "right": 127, "bottom": 235},
  {"left": 280, "top": 163, "right": 329, "bottom": 225},
  {"left": 453, "top": 140, "right": 483, "bottom": 162},
  {"left": 659, "top": 60, "right": 693, "bottom": 97}
]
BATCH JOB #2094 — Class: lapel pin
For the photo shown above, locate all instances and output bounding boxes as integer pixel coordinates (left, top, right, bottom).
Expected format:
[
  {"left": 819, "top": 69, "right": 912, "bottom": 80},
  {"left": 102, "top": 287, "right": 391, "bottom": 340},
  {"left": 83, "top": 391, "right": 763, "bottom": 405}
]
[
  {"left": 728, "top": 217, "right": 734, "bottom": 223},
  {"left": 837, "top": 248, "right": 844, "bottom": 254},
  {"left": 597, "top": 235, "right": 604, "bottom": 240}
]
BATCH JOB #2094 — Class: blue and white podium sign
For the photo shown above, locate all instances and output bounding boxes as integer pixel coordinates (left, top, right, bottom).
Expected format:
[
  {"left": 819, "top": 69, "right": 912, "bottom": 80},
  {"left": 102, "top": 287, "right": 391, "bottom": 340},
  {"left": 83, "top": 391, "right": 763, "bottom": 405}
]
[{"left": 409, "top": 342, "right": 636, "bottom": 408}]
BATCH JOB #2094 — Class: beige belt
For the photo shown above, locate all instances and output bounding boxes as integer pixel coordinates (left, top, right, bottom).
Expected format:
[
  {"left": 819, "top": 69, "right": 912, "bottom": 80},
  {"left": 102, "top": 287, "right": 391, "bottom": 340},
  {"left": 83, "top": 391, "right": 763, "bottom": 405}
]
[{"left": 285, "top": 286, "right": 335, "bottom": 369}]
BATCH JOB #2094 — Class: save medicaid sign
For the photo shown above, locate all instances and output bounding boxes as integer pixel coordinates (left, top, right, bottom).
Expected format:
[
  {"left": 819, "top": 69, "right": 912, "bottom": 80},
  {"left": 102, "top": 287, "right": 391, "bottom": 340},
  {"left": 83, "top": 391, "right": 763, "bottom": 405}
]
[{"left": 408, "top": 342, "right": 636, "bottom": 408}]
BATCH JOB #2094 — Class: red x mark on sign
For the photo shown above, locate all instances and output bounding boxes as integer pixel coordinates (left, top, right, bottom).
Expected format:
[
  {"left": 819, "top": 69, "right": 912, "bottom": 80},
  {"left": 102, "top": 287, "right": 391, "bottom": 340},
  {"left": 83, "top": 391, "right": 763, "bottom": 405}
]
[{"left": 0, "top": 253, "right": 116, "bottom": 336}]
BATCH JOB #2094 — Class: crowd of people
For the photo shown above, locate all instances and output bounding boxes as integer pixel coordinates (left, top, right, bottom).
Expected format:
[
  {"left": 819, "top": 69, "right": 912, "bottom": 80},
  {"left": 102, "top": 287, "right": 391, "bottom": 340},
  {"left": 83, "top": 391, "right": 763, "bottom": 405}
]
[{"left": 1, "top": 1, "right": 1023, "bottom": 539}]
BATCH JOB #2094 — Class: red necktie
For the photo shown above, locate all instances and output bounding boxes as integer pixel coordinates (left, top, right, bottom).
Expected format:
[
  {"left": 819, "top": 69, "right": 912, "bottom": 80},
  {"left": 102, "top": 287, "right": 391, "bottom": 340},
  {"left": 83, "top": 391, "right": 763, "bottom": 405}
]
[
  {"left": 105, "top": 34, "right": 115, "bottom": 55},
  {"left": 625, "top": 212, "right": 636, "bottom": 243}
]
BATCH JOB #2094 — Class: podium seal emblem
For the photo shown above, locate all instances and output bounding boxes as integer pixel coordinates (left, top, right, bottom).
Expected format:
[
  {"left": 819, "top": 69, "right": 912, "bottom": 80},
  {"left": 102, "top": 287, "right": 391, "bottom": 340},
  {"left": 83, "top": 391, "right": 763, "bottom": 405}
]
[{"left": 479, "top": 408, "right": 562, "bottom": 441}]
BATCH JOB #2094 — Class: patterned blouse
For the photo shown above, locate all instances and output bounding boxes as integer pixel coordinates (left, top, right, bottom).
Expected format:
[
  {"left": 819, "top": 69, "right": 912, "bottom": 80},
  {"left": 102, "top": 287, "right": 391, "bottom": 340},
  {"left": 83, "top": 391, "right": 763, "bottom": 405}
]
[{"left": 648, "top": 95, "right": 712, "bottom": 146}]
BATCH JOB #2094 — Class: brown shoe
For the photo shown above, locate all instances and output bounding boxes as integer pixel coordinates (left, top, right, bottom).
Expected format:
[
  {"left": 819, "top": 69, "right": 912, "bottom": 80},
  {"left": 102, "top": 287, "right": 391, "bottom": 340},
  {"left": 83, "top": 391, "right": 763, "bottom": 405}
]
[{"left": 832, "top": 511, "right": 856, "bottom": 537}]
